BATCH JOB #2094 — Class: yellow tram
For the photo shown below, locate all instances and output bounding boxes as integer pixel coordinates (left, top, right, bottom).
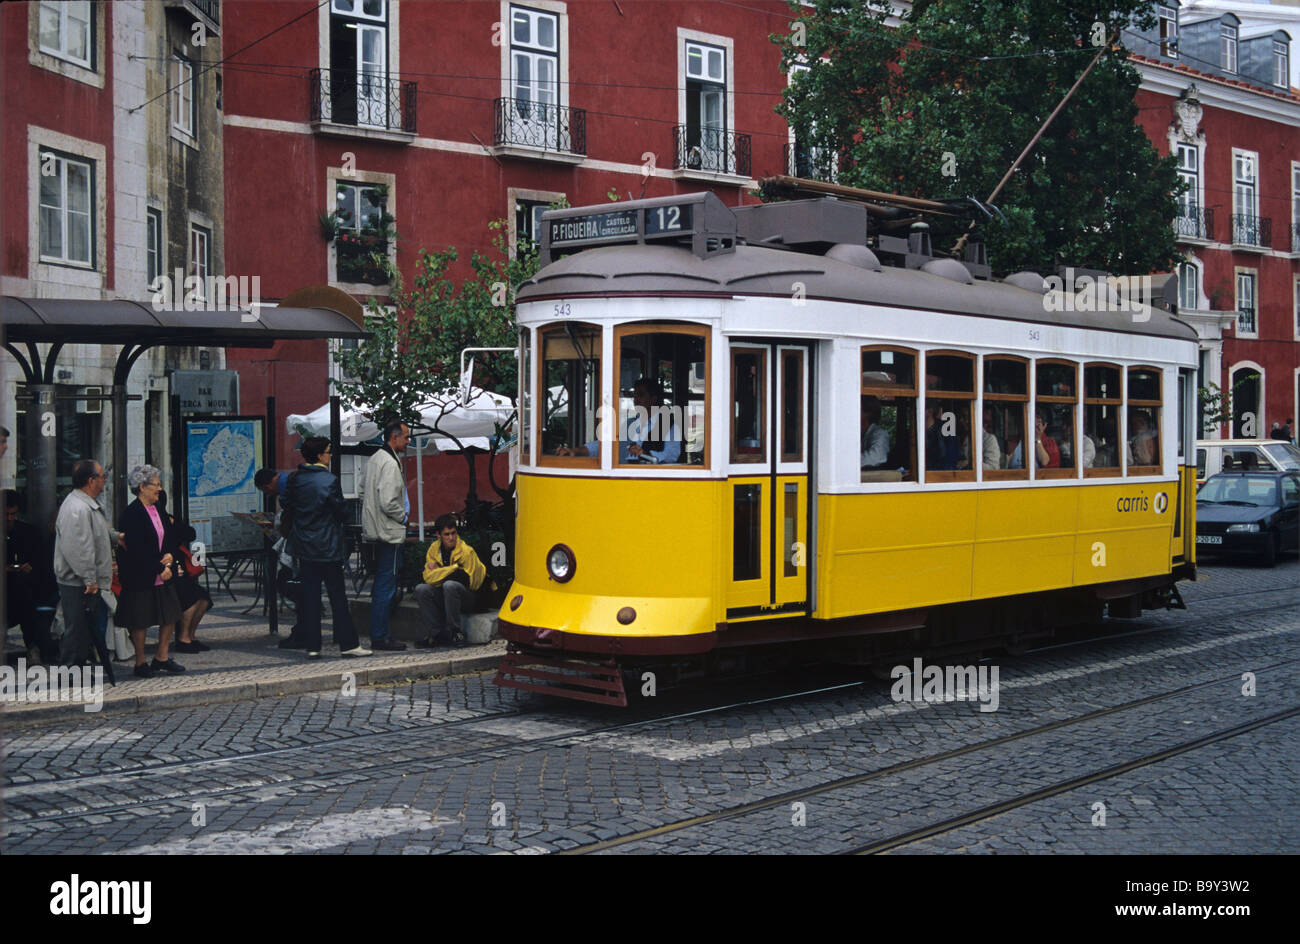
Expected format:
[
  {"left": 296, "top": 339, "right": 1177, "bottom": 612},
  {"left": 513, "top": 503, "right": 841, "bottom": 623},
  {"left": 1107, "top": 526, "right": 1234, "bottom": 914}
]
[{"left": 495, "top": 193, "right": 1199, "bottom": 705}]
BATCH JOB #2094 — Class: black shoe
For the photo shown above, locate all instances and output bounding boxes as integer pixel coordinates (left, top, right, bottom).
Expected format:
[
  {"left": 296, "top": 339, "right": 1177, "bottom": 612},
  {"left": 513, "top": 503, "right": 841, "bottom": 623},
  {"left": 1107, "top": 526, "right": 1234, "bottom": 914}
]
[
  {"left": 133, "top": 662, "right": 154, "bottom": 679},
  {"left": 371, "top": 638, "right": 407, "bottom": 651},
  {"left": 191, "top": 639, "right": 211, "bottom": 652},
  {"left": 278, "top": 634, "right": 307, "bottom": 650},
  {"left": 173, "top": 641, "right": 203, "bottom": 654},
  {"left": 150, "top": 658, "right": 186, "bottom": 674}
]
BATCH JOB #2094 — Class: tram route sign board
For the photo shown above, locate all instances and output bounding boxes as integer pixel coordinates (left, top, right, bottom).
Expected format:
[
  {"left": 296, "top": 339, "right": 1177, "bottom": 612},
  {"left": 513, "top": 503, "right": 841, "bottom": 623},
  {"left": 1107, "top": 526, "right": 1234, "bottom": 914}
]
[{"left": 541, "top": 192, "right": 735, "bottom": 263}]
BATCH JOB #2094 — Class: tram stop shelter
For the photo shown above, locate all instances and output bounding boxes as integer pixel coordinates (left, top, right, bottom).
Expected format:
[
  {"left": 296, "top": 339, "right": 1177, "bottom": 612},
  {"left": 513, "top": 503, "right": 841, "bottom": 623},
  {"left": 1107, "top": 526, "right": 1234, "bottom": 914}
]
[{"left": 0, "top": 287, "right": 368, "bottom": 538}]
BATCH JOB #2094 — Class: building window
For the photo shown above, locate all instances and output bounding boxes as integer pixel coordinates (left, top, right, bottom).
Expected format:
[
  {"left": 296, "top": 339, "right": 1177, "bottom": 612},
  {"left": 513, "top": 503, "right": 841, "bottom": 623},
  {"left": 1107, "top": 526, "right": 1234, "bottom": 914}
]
[
  {"left": 1158, "top": 5, "right": 1177, "bottom": 59},
  {"left": 685, "top": 40, "right": 727, "bottom": 171},
  {"left": 1292, "top": 162, "right": 1300, "bottom": 253},
  {"left": 334, "top": 181, "right": 390, "bottom": 284},
  {"left": 515, "top": 198, "right": 549, "bottom": 254},
  {"left": 171, "top": 55, "right": 195, "bottom": 138},
  {"left": 1221, "top": 23, "right": 1238, "bottom": 74},
  {"left": 1175, "top": 143, "right": 1200, "bottom": 235},
  {"left": 38, "top": 150, "right": 93, "bottom": 267},
  {"left": 38, "top": 1, "right": 92, "bottom": 69},
  {"left": 1232, "top": 151, "right": 1259, "bottom": 245},
  {"left": 189, "top": 224, "right": 211, "bottom": 297},
  {"left": 1178, "top": 261, "right": 1198, "bottom": 311},
  {"left": 1294, "top": 277, "right": 1300, "bottom": 340},
  {"left": 147, "top": 207, "right": 163, "bottom": 287},
  {"left": 1275, "top": 40, "right": 1290, "bottom": 89},
  {"left": 1237, "top": 271, "right": 1256, "bottom": 335},
  {"left": 330, "top": 0, "right": 388, "bottom": 128},
  {"left": 787, "top": 64, "right": 836, "bottom": 181},
  {"left": 508, "top": 5, "right": 560, "bottom": 147}
]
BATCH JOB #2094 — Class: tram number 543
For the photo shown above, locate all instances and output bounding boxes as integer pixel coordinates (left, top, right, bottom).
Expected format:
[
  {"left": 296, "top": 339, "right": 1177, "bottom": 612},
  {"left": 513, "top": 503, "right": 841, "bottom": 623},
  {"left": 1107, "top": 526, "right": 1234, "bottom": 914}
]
[
  {"left": 1028, "top": 329, "right": 1040, "bottom": 342},
  {"left": 553, "top": 302, "right": 572, "bottom": 317}
]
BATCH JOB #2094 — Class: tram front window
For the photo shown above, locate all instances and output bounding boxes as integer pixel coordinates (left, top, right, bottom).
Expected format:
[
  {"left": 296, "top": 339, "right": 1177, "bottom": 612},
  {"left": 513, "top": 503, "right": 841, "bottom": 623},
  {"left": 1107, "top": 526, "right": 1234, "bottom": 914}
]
[
  {"left": 615, "top": 326, "right": 707, "bottom": 466},
  {"left": 540, "top": 323, "right": 601, "bottom": 465}
]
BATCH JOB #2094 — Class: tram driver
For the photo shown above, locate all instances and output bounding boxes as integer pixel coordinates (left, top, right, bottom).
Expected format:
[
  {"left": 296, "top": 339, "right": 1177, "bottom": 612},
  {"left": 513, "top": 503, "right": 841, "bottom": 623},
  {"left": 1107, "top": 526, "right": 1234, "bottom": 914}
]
[{"left": 556, "top": 378, "right": 682, "bottom": 463}]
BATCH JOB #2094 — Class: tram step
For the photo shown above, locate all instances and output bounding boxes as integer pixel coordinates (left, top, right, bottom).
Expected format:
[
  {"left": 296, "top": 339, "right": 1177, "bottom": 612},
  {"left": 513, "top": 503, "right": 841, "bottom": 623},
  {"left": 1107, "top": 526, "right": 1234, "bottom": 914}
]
[{"left": 493, "top": 648, "right": 628, "bottom": 707}]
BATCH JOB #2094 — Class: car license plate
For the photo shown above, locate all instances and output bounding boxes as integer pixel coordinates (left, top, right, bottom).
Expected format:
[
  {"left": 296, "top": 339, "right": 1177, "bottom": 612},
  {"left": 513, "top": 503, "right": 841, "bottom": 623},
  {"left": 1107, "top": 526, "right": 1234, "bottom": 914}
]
[{"left": 1197, "top": 535, "right": 1222, "bottom": 545}]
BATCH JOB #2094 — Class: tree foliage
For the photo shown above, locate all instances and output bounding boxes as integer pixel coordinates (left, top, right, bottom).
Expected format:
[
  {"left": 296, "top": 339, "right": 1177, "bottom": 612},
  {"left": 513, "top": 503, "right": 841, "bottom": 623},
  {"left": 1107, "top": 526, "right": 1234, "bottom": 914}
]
[{"left": 776, "top": 0, "right": 1184, "bottom": 276}]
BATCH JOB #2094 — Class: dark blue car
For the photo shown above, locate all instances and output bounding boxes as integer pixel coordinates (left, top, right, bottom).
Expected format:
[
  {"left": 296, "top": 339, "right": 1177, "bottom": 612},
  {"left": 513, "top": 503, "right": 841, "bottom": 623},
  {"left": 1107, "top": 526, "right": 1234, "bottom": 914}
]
[{"left": 1196, "top": 471, "right": 1300, "bottom": 567}]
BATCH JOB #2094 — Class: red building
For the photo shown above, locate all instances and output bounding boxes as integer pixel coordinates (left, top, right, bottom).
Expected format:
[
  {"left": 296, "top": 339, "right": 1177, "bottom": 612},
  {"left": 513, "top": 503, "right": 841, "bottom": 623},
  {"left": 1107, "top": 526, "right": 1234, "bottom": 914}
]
[
  {"left": 221, "top": 0, "right": 798, "bottom": 490},
  {"left": 1128, "top": 1, "right": 1300, "bottom": 440}
]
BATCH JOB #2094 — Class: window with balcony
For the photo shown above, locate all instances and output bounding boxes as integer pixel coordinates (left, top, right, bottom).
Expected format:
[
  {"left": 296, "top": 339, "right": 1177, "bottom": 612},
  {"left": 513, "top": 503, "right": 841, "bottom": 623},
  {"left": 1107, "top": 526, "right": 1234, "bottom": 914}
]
[
  {"left": 1232, "top": 150, "right": 1268, "bottom": 248},
  {"left": 38, "top": 150, "right": 94, "bottom": 267},
  {"left": 1221, "top": 23, "right": 1238, "bottom": 74},
  {"left": 1158, "top": 5, "right": 1177, "bottom": 59},
  {"left": 171, "top": 54, "right": 195, "bottom": 139},
  {"left": 1237, "top": 270, "right": 1257, "bottom": 335},
  {"left": 676, "top": 38, "right": 748, "bottom": 177},
  {"left": 787, "top": 64, "right": 837, "bottom": 182},
  {"left": 38, "top": 0, "right": 92, "bottom": 69},
  {"left": 333, "top": 181, "right": 391, "bottom": 285},
  {"left": 1174, "top": 143, "right": 1209, "bottom": 240},
  {"left": 507, "top": 6, "right": 559, "bottom": 147},
  {"left": 314, "top": 0, "right": 413, "bottom": 133}
]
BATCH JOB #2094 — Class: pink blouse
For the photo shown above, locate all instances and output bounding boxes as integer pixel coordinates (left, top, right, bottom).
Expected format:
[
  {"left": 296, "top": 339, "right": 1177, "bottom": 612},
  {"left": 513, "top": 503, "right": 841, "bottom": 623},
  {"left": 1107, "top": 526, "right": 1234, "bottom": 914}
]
[{"left": 146, "top": 504, "right": 166, "bottom": 586}]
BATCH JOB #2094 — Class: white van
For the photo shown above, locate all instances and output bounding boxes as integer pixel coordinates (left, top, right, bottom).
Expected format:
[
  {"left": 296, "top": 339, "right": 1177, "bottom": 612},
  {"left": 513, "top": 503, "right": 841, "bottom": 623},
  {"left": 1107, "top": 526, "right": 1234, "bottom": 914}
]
[{"left": 1196, "top": 439, "right": 1300, "bottom": 482}]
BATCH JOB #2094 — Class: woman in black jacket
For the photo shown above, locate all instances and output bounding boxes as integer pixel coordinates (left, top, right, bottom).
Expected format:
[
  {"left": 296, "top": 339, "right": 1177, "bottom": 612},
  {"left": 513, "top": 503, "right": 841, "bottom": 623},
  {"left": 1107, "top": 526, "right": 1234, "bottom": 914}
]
[
  {"left": 116, "top": 465, "right": 185, "bottom": 678},
  {"left": 282, "top": 437, "right": 369, "bottom": 658}
]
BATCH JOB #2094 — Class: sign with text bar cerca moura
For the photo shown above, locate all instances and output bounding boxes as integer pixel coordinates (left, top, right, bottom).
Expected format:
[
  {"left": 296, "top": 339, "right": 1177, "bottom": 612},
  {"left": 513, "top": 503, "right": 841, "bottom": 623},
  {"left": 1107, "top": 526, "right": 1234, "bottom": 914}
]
[{"left": 540, "top": 192, "right": 737, "bottom": 264}]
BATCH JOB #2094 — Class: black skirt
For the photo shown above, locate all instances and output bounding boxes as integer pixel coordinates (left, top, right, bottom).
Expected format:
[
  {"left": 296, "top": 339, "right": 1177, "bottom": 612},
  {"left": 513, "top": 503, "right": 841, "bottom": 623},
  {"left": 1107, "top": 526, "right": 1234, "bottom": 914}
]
[
  {"left": 115, "top": 583, "right": 184, "bottom": 630},
  {"left": 172, "top": 574, "right": 211, "bottom": 612}
]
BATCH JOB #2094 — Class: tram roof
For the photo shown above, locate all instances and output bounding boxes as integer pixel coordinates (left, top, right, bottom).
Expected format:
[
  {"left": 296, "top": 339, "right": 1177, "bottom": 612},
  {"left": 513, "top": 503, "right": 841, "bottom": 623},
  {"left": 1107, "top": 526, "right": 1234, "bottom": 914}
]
[{"left": 517, "top": 242, "right": 1198, "bottom": 343}]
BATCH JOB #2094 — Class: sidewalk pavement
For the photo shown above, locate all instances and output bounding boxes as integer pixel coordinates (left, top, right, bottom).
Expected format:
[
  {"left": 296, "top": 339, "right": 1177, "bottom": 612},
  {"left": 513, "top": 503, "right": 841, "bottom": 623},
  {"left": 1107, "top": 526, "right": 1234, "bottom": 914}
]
[{"left": 1, "top": 578, "right": 507, "bottom": 726}]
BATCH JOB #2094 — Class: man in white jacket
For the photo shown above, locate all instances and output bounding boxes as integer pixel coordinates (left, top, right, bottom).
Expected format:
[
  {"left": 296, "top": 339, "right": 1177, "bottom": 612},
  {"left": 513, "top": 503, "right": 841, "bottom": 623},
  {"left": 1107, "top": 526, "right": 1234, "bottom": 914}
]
[
  {"left": 54, "top": 459, "right": 118, "bottom": 666},
  {"left": 361, "top": 420, "right": 410, "bottom": 650}
]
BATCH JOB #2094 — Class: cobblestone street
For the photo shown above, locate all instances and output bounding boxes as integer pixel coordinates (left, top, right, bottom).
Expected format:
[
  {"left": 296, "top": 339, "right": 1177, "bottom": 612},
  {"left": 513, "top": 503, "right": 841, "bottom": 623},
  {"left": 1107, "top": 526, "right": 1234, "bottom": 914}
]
[{"left": 3, "top": 559, "right": 1297, "bottom": 855}]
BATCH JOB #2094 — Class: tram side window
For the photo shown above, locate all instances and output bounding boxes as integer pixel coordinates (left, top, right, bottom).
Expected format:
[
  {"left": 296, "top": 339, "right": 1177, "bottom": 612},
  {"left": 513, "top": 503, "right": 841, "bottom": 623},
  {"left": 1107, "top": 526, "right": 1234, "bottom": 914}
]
[
  {"left": 539, "top": 323, "right": 601, "bottom": 466},
  {"left": 615, "top": 326, "right": 707, "bottom": 466},
  {"left": 861, "top": 347, "right": 917, "bottom": 482},
  {"left": 1128, "top": 367, "right": 1162, "bottom": 474},
  {"left": 982, "top": 356, "right": 1028, "bottom": 480},
  {"left": 1035, "top": 361, "right": 1078, "bottom": 477},
  {"left": 923, "top": 352, "right": 975, "bottom": 482},
  {"left": 1083, "top": 363, "right": 1121, "bottom": 475}
]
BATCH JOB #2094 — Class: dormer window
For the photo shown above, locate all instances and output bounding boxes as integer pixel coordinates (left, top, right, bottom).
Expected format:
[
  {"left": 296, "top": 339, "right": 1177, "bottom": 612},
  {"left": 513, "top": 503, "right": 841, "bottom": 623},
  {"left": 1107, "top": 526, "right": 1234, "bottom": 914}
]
[
  {"left": 1221, "top": 23, "right": 1238, "bottom": 74},
  {"left": 1275, "top": 40, "right": 1290, "bottom": 89},
  {"left": 1158, "top": 5, "right": 1177, "bottom": 59}
]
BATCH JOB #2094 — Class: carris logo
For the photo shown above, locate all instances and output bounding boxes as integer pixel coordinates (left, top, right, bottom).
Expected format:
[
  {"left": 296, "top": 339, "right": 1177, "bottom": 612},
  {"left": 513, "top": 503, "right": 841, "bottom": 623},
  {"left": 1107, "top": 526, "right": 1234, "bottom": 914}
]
[{"left": 1153, "top": 492, "right": 1168, "bottom": 513}]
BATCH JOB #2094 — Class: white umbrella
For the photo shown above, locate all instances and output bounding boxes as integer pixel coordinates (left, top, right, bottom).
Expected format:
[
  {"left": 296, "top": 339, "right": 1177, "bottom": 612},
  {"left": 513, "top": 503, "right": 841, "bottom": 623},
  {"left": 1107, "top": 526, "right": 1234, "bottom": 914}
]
[{"left": 285, "top": 387, "right": 514, "bottom": 452}]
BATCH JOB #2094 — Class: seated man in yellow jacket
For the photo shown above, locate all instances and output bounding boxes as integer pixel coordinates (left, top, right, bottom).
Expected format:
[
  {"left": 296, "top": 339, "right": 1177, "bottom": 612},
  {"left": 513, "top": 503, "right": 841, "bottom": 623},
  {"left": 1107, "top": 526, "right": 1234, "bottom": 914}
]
[{"left": 414, "top": 513, "right": 485, "bottom": 648}]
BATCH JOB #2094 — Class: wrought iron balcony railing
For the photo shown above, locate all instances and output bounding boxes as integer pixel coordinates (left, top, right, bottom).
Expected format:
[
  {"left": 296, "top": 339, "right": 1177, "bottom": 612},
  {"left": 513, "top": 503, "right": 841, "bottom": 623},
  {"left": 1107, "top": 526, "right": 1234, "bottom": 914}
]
[
  {"left": 786, "top": 142, "right": 839, "bottom": 182},
  {"left": 1237, "top": 305, "right": 1256, "bottom": 334},
  {"left": 674, "top": 125, "right": 751, "bottom": 177},
  {"left": 493, "top": 98, "right": 586, "bottom": 154},
  {"left": 1230, "top": 213, "right": 1271, "bottom": 248},
  {"left": 310, "top": 68, "right": 417, "bottom": 135},
  {"left": 190, "top": 0, "right": 219, "bottom": 24},
  {"left": 1173, "top": 206, "right": 1214, "bottom": 241}
]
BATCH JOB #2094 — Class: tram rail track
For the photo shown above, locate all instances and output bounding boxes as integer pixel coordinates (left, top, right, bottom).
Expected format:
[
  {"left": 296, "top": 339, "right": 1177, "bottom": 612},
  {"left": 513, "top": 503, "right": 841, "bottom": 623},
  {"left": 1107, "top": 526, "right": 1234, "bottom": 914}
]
[
  {"left": 5, "top": 594, "right": 1297, "bottom": 834},
  {"left": 558, "top": 657, "right": 1300, "bottom": 854}
]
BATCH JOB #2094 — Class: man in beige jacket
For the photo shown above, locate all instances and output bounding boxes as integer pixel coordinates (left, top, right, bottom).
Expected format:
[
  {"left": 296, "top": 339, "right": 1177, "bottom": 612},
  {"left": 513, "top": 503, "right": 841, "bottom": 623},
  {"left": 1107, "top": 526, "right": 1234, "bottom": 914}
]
[{"left": 361, "top": 420, "right": 410, "bottom": 650}]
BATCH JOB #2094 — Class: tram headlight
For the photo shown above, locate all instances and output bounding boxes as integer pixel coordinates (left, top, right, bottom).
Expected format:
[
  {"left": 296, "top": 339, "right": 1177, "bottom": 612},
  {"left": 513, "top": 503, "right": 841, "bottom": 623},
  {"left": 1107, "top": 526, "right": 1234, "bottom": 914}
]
[{"left": 547, "top": 544, "right": 576, "bottom": 583}]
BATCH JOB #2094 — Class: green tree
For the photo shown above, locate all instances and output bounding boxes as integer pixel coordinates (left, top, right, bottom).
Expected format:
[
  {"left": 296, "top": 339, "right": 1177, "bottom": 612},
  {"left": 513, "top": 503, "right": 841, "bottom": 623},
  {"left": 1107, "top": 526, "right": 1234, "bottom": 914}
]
[{"left": 777, "top": 0, "right": 1184, "bottom": 276}]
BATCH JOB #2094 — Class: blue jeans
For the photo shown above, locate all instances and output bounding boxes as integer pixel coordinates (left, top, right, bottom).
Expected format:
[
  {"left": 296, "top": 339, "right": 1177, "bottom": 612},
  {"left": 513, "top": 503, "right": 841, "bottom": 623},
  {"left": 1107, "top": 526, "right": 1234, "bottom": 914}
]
[{"left": 369, "top": 542, "right": 401, "bottom": 643}]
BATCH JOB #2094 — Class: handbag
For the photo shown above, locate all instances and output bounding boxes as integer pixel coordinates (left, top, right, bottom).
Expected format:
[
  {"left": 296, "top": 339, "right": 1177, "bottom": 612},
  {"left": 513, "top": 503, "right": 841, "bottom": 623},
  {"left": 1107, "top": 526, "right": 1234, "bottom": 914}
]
[{"left": 179, "top": 544, "right": 205, "bottom": 578}]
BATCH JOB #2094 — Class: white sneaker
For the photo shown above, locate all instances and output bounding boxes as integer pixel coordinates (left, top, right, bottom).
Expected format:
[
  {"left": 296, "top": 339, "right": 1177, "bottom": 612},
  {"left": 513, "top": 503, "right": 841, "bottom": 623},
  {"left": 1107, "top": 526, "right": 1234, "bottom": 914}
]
[
  {"left": 341, "top": 646, "right": 372, "bottom": 657},
  {"left": 306, "top": 651, "right": 321, "bottom": 659}
]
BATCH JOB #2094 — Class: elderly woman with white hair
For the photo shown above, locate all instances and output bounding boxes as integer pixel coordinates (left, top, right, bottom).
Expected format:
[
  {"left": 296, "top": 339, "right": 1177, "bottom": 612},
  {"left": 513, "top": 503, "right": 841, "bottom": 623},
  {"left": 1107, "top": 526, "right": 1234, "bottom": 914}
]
[{"left": 115, "top": 464, "right": 185, "bottom": 678}]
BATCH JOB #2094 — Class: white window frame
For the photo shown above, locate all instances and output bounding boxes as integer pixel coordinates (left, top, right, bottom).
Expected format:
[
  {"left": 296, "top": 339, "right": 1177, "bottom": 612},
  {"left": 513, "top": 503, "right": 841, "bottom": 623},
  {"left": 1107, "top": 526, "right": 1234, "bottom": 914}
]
[
  {"left": 147, "top": 207, "right": 164, "bottom": 288},
  {"left": 171, "top": 54, "right": 195, "bottom": 140},
  {"left": 1229, "top": 361, "right": 1265, "bottom": 439},
  {"left": 37, "top": 149, "right": 94, "bottom": 268},
  {"left": 325, "top": 165, "right": 396, "bottom": 292},
  {"left": 1176, "top": 142, "right": 1200, "bottom": 220},
  {"left": 320, "top": 0, "right": 401, "bottom": 132},
  {"left": 1232, "top": 148, "right": 1259, "bottom": 245},
  {"left": 1178, "top": 260, "right": 1200, "bottom": 312},
  {"left": 331, "top": 0, "right": 386, "bottom": 23},
  {"left": 508, "top": 186, "right": 565, "bottom": 258},
  {"left": 677, "top": 28, "right": 737, "bottom": 178},
  {"left": 1158, "top": 5, "right": 1177, "bottom": 59},
  {"left": 498, "top": 1, "right": 569, "bottom": 116},
  {"left": 1292, "top": 160, "right": 1300, "bottom": 254},
  {"left": 1221, "top": 23, "right": 1238, "bottom": 74},
  {"left": 27, "top": 126, "right": 106, "bottom": 288},
  {"left": 1274, "top": 40, "right": 1289, "bottom": 89},
  {"left": 787, "top": 62, "right": 837, "bottom": 182},
  {"left": 189, "top": 223, "right": 211, "bottom": 299},
  {"left": 37, "top": 0, "right": 92, "bottom": 69},
  {"left": 1235, "top": 268, "right": 1257, "bottom": 338}
]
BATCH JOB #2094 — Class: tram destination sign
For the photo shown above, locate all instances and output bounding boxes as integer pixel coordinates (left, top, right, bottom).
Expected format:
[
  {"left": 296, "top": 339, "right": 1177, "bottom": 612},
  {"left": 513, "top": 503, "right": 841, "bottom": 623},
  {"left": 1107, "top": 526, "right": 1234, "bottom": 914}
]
[
  {"left": 548, "top": 205, "right": 695, "bottom": 247},
  {"left": 540, "top": 193, "right": 734, "bottom": 263}
]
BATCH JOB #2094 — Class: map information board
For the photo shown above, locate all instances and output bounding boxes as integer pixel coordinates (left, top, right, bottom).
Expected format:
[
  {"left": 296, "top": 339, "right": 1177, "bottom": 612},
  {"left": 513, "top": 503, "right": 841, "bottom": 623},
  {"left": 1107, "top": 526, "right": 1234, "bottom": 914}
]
[{"left": 184, "top": 418, "right": 265, "bottom": 553}]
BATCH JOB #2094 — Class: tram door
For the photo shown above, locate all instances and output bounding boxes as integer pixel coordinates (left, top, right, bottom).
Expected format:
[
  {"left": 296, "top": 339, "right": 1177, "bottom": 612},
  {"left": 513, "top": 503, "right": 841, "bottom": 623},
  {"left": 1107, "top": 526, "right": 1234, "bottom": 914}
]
[{"left": 725, "top": 342, "right": 811, "bottom": 619}]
